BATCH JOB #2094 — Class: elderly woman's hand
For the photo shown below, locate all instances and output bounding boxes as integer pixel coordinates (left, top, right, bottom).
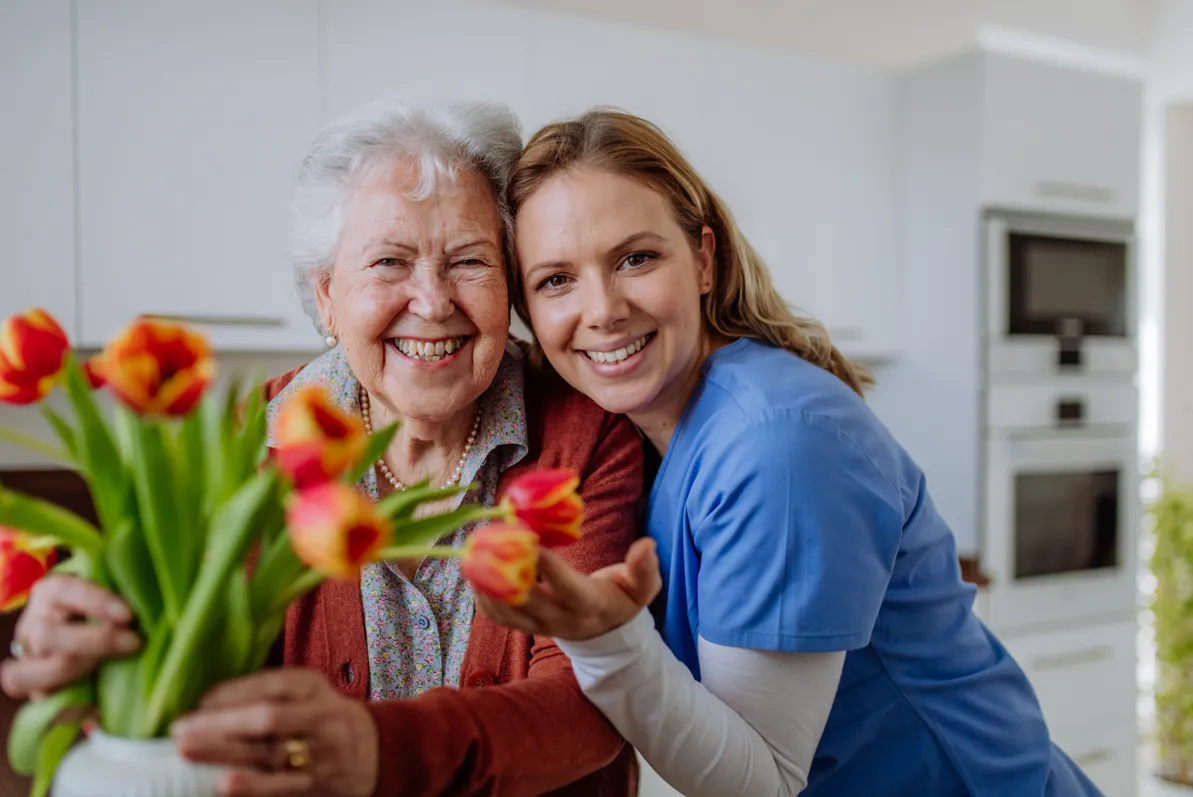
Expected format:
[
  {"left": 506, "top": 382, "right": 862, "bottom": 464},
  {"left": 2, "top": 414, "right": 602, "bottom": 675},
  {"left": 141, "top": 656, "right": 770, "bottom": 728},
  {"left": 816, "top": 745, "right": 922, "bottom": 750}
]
[
  {"left": 0, "top": 575, "right": 139, "bottom": 700},
  {"left": 172, "top": 669, "right": 377, "bottom": 797},
  {"left": 476, "top": 538, "right": 662, "bottom": 642}
]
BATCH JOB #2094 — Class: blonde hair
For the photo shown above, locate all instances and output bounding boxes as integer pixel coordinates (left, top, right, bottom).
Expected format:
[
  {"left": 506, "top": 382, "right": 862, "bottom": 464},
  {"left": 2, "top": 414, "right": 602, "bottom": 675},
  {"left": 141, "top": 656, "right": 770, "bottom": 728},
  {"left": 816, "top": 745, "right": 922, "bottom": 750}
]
[{"left": 507, "top": 109, "right": 873, "bottom": 396}]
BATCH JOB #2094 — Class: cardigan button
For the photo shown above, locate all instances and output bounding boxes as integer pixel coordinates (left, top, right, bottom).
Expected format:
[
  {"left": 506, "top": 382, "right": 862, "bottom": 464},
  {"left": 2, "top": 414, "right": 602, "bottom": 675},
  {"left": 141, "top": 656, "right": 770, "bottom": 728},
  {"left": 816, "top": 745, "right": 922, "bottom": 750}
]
[
  {"left": 466, "top": 670, "right": 496, "bottom": 688},
  {"left": 342, "top": 662, "right": 355, "bottom": 685}
]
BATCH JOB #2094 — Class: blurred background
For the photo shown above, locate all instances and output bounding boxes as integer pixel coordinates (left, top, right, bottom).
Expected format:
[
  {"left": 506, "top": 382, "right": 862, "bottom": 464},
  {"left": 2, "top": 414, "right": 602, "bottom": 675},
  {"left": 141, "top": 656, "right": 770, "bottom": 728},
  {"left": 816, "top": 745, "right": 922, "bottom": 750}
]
[{"left": 2, "top": 1, "right": 1192, "bottom": 795}]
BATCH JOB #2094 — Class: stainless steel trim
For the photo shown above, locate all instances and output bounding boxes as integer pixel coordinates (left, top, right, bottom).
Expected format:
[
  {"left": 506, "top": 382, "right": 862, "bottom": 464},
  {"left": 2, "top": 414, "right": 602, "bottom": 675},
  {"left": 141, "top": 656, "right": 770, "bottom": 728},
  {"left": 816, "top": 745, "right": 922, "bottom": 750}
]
[{"left": 143, "top": 313, "right": 287, "bottom": 328}]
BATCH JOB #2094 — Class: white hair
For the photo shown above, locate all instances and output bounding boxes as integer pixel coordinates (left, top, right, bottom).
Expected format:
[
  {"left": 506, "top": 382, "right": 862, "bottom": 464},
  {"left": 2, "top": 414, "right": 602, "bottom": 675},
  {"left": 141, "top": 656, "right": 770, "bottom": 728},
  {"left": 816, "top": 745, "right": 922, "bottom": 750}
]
[{"left": 290, "top": 97, "right": 524, "bottom": 330}]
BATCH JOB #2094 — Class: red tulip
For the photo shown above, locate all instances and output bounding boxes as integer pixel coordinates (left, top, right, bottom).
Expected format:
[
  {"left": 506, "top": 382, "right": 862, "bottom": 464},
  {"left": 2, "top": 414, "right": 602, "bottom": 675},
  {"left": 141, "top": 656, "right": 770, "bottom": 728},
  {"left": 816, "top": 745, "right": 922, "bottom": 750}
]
[
  {"left": 274, "top": 385, "right": 366, "bottom": 489},
  {"left": 286, "top": 482, "right": 390, "bottom": 580},
  {"left": 0, "top": 526, "right": 57, "bottom": 612},
  {"left": 461, "top": 523, "right": 540, "bottom": 606},
  {"left": 101, "top": 318, "right": 215, "bottom": 417},
  {"left": 0, "top": 309, "right": 70, "bottom": 405},
  {"left": 500, "top": 469, "right": 584, "bottom": 548},
  {"left": 82, "top": 356, "right": 107, "bottom": 390}
]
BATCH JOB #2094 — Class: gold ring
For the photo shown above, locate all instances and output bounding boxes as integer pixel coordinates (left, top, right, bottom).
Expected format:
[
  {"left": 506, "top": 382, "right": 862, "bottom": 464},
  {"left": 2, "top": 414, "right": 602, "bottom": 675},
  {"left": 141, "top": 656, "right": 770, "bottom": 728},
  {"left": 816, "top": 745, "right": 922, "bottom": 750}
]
[{"left": 282, "top": 738, "right": 310, "bottom": 770}]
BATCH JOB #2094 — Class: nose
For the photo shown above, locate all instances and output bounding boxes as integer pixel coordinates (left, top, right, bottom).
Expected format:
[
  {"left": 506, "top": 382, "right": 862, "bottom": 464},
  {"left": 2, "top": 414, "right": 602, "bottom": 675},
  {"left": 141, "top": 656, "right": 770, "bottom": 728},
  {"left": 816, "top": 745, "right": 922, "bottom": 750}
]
[
  {"left": 580, "top": 276, "right": 630, "bottom": 332},
  {"left": 407, "top": 266, "right": 455, "bottom": 323}
]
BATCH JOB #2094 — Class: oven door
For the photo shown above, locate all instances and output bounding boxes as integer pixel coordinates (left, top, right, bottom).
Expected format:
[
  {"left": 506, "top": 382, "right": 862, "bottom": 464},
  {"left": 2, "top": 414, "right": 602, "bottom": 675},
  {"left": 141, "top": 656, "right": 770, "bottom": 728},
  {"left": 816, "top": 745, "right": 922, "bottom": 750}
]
[
  {"left": 985, "top": 212, "right": 1137, "bottom": 377},
  {"left": 982, "top": 431, "right": 1138, "bottom": 634}
]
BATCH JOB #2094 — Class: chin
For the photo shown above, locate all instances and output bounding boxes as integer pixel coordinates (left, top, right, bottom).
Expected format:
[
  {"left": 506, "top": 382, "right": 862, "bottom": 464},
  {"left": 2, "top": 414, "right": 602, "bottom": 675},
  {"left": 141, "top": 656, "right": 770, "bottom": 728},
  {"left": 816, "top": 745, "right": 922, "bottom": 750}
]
[{"left": 579, "top": 382, "right": 654, "bottom": 417}]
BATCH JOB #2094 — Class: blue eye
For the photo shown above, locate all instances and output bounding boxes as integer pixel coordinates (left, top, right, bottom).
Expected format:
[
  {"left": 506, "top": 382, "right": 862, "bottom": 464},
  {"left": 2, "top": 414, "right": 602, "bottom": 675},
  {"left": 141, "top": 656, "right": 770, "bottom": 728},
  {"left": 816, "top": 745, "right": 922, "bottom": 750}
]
[{"left": 373, "top": 257, "right": 404, "bottom": 268}]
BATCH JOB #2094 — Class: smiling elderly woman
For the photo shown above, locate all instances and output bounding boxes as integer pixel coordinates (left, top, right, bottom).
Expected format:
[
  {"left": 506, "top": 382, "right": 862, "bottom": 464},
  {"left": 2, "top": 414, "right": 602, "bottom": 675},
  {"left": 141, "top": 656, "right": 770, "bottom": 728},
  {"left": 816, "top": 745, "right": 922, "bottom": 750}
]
[{"left": 0, "top": 100, "right": 644, "bottom": 797}]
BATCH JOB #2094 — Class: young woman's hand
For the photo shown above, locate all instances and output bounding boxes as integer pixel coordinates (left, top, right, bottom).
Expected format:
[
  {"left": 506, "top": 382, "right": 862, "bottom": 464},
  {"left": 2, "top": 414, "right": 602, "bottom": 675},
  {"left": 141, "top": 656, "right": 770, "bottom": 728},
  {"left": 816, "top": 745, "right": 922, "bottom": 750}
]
[
  {"left": 171, "top": 669, "right": 378, "bottom": 797},
  {"left": 477, "top": 537, "right": 662, "bottom": 641},
  {"left": 0, "top": 575, "right": 139, "bottom": 700}
]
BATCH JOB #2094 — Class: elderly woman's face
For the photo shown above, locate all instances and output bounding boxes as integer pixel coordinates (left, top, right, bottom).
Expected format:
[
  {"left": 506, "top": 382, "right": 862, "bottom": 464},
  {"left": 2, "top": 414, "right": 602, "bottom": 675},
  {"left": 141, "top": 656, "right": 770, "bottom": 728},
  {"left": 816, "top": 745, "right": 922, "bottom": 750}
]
[{"left": 314, "top": 159, "right": 509, "bottom": 423}]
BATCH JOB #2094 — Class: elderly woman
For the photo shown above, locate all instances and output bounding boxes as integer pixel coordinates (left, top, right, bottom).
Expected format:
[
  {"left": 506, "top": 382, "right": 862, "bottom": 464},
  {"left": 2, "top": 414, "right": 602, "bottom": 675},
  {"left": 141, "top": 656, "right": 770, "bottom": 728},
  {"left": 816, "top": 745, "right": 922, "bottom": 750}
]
[{"left": 0, "top": 100, "right": 643, "bottom": 797}]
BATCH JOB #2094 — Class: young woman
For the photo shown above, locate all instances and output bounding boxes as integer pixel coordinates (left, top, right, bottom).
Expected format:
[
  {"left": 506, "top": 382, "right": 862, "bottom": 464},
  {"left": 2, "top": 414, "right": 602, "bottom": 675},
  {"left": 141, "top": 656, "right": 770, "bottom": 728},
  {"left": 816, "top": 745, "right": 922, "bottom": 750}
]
[{"left": 476, "top": 110, "right": 1104, "bottom": 797}]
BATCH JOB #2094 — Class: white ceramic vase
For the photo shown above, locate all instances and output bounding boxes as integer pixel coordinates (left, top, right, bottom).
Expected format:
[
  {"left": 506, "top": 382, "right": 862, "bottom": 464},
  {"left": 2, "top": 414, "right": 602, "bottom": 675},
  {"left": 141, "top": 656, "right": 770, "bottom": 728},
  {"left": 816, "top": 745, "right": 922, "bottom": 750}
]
[{"left": 51, "top": 730, "right": 231, "bottom": 797}]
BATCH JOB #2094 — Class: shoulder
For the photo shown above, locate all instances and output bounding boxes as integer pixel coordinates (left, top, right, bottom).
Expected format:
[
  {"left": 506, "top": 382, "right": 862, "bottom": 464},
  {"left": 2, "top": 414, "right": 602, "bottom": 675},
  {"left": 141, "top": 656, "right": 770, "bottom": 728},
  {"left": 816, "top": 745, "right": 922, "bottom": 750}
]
[
  {"left": 262, "top": 365, "right": 309, "bottom": 403},
  {"left": 689, "top": 341, "right": 915, "bottom": 507},
  {"left": 521, "top": 364, "right": 636, "bottom": 460}
]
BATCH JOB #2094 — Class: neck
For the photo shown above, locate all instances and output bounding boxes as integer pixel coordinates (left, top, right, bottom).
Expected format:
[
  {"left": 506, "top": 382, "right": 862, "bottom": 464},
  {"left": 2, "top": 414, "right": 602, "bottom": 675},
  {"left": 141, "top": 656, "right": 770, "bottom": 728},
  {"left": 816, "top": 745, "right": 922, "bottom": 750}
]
[
  {"left": 365, "top": 389, "right": 479, "bottom": 486},
  {"left": 629, "top": 332, "right": 733, "bottom": 455}
]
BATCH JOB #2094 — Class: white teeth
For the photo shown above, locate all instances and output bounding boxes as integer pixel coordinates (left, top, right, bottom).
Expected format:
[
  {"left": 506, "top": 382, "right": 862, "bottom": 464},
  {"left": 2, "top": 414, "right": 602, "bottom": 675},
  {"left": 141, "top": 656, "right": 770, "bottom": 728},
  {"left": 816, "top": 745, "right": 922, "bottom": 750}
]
[
  {"left": 584, "top": 334, "right": 651, "bottom": 364},
  {"left": 394, "top": 336, "right": 467, "bottom": 361}
]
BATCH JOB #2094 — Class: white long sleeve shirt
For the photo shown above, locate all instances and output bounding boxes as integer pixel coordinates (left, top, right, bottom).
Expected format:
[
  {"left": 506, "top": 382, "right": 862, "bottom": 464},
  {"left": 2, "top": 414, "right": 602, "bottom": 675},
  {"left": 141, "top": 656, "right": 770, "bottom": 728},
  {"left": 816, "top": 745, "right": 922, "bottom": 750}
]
[{"left": 555, "top": 609, "right": 844, "bottom": 797}]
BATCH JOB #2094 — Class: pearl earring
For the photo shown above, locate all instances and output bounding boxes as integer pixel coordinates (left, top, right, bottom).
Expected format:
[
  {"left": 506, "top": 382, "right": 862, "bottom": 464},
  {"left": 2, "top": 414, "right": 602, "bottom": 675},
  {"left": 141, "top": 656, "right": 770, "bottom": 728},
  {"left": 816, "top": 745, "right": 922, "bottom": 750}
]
[{"left": 325, "top": 334, "right": 337, "bottom": 347}]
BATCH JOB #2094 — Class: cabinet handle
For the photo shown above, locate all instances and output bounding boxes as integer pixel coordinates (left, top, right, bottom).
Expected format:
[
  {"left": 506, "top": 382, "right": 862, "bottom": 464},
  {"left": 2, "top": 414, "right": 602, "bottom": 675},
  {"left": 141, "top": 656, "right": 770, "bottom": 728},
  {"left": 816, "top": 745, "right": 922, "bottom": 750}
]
[
  {"left": 1072, "top": 748, "right": 1113, "bottom": 767},
  {"left": 1034, "top": 181, "right": 1116, "bottom": 204},
  {"left": 142, "top": 313, "right": 288, "bottom": 329},
  {"left": 1032, "top": 645, "right": 1115, "bottom": 671}
]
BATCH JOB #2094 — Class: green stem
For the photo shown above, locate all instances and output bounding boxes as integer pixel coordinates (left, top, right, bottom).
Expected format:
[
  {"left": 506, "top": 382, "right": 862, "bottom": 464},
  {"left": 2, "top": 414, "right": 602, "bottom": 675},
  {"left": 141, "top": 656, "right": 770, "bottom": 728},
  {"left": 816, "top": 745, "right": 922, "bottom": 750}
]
[
  {"left": 374, "top": 544, "right": 461, "bottom": 562},
  {"left": 0, "top": 425, "right": 71, "bottom": 465}
]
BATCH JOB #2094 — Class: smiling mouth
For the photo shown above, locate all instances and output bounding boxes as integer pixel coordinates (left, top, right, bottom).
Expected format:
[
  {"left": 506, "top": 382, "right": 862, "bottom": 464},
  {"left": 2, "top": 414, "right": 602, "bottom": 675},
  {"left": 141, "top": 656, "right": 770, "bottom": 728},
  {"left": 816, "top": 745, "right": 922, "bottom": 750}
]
[
  {"left": 390, "top": 336, "right": 471, "bottom": 362},
  {"left": 581, "top": 333, "right": 655, "bottom": 365}
]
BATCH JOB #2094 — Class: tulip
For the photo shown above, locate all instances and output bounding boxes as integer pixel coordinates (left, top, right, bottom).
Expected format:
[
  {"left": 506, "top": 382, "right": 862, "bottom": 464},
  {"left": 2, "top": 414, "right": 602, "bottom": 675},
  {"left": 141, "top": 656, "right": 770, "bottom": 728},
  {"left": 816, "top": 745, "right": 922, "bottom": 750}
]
[
  {"left": 500, "top": 469, "right": 584, "bottom": 548},
  {"left": 101, "top": 318, "right": 215, "bottom": 417},
  {"left": 286, "top": 482, "right": 390, "bottom": 580},
  {"left": 0, "top": 309, "right": 70, "bottom": 405},
  {"left": 460, "top": 523, "right": 540, "bottom": 605},
  {"left": 274, "top": 385, "right": 366, "bottom": 489},
  {"left": 0, "top": 526, "right": 57, "bottom": 612},
  {"left": 82, "top": 356, "right": 107, "bottom": 390}
]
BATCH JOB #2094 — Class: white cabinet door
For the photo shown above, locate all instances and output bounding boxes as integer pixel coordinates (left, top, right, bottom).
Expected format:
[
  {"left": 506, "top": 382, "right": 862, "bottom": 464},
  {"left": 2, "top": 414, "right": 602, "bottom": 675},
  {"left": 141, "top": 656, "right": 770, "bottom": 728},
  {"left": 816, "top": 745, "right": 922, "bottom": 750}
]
[
  {"left": 0, "top": 0, "right": 76, "bottom": 336},
  {"left": 981, "top": 53, "right": 1143, "bottom": 219},
  {"left": 321, "top": 0, "right": 538, "bottom": 126},
  {"left": 528, "top": 12, "right": 900, "bottom": 359},
  {"left": 75, "top": 1, "right": 323, "bottom": 351}
]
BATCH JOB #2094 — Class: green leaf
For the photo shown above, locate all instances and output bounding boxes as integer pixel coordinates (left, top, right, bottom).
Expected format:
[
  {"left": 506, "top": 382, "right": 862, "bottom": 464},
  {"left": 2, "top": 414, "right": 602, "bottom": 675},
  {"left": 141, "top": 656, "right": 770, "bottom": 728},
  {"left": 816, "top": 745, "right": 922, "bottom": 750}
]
[
  {"left": 218, "top": 568, "right": 254, "bottom": 680},
  {"left": 96, "top": 654, "right": 140, "bottom": 738},
  {"left": 104, "top": 516, "right": 162, "bottom": 632},
  {"left": 124, "top": 414, "right": 186, "bottom": 624},
  {"left": 0, "top": 424, "right": 71, "bottom": 466},
  {"left": 385, "top": 504, "right": 489, "bottom": 550},
  {"left": 8, "top": 681, "right": 94, "bottom": 776},
  {"left": 200, "top": 392, "right": 227, "bottom": 512},
  {"left": 30, "top": 719, "right": 82, "bottom": 797},
  {"left": 60, "top": 357, "right": 125, "bottom": 529},
  {"left": 142, "top": 471, "right": 279, "bottom": 736},
  {"left": 169, "top": 410, "right": 208, "bottom": 590},
  {"left": 249, "top": 531, "right": 303, "bottom": 623},
  {"left": 344, "top": 422, "right": 399, "bottom": 487},
  {"left": 39, "top": 405, "right": 78, "bottom": 462},
  {"left": 0, "top": 487, "right": 104, "bottom": 556},
  {"left": 376, "top": 480, "right": 473, "bottom": 521}
]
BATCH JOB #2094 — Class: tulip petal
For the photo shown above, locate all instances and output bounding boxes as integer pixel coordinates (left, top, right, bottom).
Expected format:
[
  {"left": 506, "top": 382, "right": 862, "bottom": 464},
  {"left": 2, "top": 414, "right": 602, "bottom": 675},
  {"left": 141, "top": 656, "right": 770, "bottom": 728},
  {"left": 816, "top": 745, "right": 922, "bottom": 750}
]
[
  {"left": 286, "top": 483, "right": 390, "bottom": 580},
  {"left": 274, "top": 385, "right": 366, "bottom": 487},
  {"left": 461, "top": 524, "right": 540, "bottom": 605},
  {"left": 0, "top": 310, "right": 69, "bottom": 376},
  {"left": 101, "top": 319, "right": 215, "bottom": 417},
  {"left": 0, "top": 527, "right": 56, "bottom": 612}
]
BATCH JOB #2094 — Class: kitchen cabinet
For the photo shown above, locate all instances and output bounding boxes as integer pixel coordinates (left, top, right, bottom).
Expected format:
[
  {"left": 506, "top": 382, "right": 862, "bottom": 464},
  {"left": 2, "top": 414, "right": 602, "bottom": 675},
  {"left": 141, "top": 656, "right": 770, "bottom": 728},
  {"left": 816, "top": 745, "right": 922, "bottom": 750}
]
[
  {"left": 528, "top": 12, "right": 901, "bottom": 360},
  {"left": 0, "top": 0, "right": 76, "bottom": 336},
  {"left": 320, "top": 0, "right": 538, "bottom": 125},
  {"left": 981, "top": 53, "right": 1143, "bottom": 219},
  {"left": 75, "top": 0, "right": 324, "bottom": 351}
]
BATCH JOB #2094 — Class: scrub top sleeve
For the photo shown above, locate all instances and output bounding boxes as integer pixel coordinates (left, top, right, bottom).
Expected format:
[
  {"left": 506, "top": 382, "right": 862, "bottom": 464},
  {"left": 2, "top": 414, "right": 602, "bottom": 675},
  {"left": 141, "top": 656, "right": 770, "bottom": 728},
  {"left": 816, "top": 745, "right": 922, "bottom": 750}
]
[{"left": 691, "top": 410, "right": 903, "bottom": 653}]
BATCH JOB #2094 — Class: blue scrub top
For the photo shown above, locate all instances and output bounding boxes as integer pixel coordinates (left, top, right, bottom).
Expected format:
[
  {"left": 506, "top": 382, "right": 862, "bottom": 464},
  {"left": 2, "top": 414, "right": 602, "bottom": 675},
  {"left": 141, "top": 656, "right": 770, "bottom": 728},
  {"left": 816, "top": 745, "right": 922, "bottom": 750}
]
[{"left": 647, "top": 338, "right": 1103, "bottom": 797}]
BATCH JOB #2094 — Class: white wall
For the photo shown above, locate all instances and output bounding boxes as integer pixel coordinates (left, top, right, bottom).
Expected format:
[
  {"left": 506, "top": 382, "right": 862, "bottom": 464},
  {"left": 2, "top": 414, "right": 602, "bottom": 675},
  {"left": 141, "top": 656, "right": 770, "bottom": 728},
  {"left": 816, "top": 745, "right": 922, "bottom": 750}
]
[{"left": 1161, "top": 104, "right": 1193, "bottom": 481}]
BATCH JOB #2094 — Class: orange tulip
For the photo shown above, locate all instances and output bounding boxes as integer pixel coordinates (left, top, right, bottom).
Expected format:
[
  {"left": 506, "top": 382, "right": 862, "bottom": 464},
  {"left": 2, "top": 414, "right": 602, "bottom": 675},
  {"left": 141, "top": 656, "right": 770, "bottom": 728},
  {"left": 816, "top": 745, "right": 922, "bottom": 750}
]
[
  {"left": 0, "top": 309, "right": 70, "bottom": 405},
  {"left": 0, "top": 526, "right": 57, "bottom": 612},
  {"left": 500, "top": 469, "right": 584, "bottom": 548},
  {"left": 101, "top": 318, "right": 215, "bottom": 417},
  {"left": 460, "top": 523, "right": 540, "bottom": 605},
  {"left": 82, "top": 356, "right": 107, "bottom": 390},
  {"left": 274, "top": 385, "right": 366, "bottom": 489},
  {"left": 286, "top": 482, "right": 390, "bottom": 580}
]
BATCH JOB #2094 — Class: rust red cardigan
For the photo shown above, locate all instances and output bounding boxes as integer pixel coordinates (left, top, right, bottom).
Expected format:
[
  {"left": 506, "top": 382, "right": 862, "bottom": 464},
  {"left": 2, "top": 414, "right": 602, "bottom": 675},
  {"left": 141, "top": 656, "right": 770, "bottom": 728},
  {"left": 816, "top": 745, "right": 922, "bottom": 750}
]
[{"left": 263, "top": 363, "right": 644, "bottom": 797}]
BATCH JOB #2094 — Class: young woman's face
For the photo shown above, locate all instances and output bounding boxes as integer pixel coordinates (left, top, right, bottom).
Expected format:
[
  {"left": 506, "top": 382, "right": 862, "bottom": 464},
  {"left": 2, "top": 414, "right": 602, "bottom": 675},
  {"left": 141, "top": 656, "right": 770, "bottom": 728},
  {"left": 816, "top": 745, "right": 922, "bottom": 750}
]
[{"left": 515, "top": 168, "right": 714, "bottom": 421}]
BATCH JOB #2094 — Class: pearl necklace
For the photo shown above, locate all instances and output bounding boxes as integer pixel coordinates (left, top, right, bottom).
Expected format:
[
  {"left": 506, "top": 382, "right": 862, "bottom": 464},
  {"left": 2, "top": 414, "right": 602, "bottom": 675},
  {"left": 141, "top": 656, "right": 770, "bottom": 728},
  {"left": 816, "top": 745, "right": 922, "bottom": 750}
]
[{"left": 359, "top": 386, "right": 480, "bottom": 492}]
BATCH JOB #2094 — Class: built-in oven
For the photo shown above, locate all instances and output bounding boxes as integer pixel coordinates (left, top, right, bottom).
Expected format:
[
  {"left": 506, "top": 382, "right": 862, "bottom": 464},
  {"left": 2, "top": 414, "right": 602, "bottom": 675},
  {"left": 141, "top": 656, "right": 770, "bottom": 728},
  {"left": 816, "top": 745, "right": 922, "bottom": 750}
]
[
  {"left": 984, "top": 210, "right": 1136, "bottom": 377},
  {"left": 980, "top": 380, "right": 1139, "bottom": 634}
]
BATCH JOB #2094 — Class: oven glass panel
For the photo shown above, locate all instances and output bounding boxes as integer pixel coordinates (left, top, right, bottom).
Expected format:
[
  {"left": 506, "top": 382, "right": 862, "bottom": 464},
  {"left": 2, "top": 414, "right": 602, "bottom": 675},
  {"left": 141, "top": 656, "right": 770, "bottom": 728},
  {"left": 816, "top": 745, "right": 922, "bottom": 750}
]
[
  {"left": 1008, "top": 233, "right": 1128, "bottom": 337},
  {"left": 1014, "top": 469, "right": 1119, "bottom": 579}
]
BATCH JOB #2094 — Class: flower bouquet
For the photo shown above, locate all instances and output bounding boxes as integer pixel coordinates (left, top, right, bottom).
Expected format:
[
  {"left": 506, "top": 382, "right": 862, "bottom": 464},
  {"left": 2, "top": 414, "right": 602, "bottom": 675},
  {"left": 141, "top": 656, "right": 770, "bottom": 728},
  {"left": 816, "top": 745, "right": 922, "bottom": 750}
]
[{"left": 0, "top": 308, "right": 583, "bottom": 797}]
